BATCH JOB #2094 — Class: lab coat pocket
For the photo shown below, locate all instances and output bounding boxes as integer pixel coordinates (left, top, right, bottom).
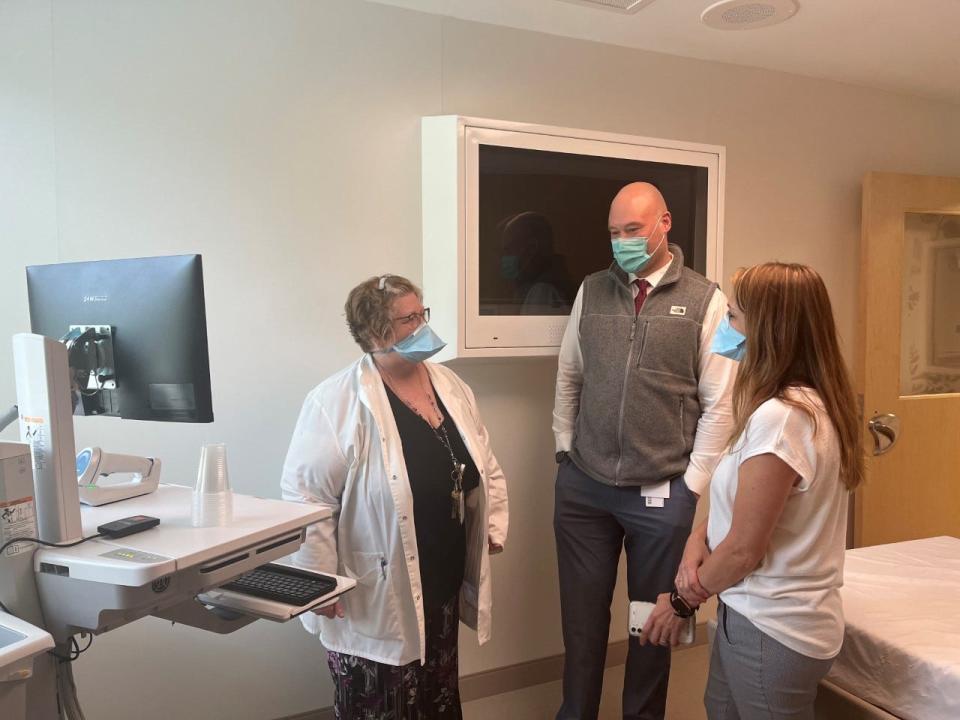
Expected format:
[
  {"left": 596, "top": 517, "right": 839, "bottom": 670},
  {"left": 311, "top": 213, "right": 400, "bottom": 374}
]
[{"left": 343, "top": 551, "right": 401, "bottom": 640}]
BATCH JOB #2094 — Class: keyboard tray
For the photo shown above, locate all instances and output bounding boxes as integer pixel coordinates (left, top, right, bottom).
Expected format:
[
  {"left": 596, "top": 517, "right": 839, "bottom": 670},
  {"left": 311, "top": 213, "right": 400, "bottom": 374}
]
[{"left": 198, "top": 562, "right": 356, "bottom": 622}]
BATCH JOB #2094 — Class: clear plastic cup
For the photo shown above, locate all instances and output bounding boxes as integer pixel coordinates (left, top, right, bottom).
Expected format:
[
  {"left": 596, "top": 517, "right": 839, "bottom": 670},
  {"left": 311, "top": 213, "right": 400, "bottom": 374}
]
[{"left": 191, "top": 443, "right": 233, "bottom": 527}]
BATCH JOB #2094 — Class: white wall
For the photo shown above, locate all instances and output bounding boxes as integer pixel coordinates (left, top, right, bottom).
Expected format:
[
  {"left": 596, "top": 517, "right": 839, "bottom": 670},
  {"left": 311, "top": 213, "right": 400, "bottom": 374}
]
[{"left": 2, "top": 1, "right": 959, "bottom": 718}]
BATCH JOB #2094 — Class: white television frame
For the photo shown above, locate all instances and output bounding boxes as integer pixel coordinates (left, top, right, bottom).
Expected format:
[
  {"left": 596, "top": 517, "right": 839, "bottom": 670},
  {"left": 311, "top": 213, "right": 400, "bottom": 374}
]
[{"left": 421, "top": 115, "right": 725, "bottom": 361}]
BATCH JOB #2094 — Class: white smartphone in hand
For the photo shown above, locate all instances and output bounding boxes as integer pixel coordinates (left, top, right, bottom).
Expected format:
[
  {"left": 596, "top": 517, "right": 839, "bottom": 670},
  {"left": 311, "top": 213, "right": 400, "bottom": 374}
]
[
  {"left": 628, "top": 601, "right": 696, "bottom": 645},
  {"left": 628, "top": 600, "right": 655, "bottom": 637}
]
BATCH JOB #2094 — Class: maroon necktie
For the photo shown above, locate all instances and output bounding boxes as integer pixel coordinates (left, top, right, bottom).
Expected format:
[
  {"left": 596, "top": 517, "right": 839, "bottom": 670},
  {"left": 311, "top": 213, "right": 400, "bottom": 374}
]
[{"left": 633, "top": 279, "right": 650, "bottom": 315}]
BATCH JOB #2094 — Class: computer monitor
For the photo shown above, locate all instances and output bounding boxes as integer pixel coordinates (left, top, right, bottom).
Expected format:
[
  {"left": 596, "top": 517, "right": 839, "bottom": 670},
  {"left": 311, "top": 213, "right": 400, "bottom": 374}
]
[{"left": 26, "top": 254, "right": 214, "bottom": 423}]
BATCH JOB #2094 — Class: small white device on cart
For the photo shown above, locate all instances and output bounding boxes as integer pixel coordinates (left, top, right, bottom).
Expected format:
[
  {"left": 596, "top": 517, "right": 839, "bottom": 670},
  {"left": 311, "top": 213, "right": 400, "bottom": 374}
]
[{"left": 76, "top": 447, "right": 161, "bottom": 506}]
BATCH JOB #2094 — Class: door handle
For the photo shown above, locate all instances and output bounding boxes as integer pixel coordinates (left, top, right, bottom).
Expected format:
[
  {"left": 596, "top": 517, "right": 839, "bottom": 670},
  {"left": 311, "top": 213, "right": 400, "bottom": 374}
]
[{"left": 868, "top": 413, "right": 900, "bottom": 456}]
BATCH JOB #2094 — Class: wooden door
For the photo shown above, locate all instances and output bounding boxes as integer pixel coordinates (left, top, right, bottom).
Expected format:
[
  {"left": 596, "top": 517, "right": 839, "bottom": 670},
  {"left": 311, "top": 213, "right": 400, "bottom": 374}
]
[{"left": 856, "top": 172, "right": 960, "bottom": 547}]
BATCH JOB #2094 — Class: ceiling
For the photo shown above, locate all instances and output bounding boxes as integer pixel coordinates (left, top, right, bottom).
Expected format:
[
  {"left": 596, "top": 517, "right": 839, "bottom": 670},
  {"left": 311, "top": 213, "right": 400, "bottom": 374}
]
[{"left": 368, "top": 0, "right": 960, "bottom": 104}]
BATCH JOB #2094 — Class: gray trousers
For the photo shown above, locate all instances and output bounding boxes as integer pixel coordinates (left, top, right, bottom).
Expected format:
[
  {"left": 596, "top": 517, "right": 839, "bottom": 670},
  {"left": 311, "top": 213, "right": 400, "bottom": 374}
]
[
  {"left": 554, "top": 457, "right": 698, "bottom": 720},
  {"left": 705, "top": 603, "right": 834, "bottom": 720}
]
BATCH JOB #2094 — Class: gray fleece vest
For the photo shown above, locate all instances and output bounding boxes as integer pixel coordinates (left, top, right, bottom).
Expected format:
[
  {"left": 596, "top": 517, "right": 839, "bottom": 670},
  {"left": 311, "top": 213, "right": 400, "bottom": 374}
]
[{"left": 570, "top": 245, "right": 717, "bottom": 487}]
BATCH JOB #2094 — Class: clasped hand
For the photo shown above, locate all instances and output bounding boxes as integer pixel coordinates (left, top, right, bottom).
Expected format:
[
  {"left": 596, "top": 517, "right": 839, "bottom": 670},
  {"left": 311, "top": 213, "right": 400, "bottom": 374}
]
[{"left": 675, "top": 533, "right": 712, "bottom": 608}]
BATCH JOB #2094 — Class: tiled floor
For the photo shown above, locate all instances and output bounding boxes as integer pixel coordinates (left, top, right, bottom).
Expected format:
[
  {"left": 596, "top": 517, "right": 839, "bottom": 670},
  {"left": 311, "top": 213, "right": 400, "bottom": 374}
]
[{"left": 463, "top": 644, "right": 710, "bottom": 720}]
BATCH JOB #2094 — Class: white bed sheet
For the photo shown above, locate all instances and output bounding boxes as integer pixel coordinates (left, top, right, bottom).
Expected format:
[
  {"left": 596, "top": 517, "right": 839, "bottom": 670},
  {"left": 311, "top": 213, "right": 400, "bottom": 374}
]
[{"left": 827, "top": 536, "right": 960, "bottom": 720}]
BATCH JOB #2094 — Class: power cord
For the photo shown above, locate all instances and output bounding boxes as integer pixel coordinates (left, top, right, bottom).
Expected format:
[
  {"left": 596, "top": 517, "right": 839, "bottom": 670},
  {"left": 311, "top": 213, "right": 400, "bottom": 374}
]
[
  {"left": 0, "top": 532, "right": 103, "bottom": 630},
  {"left": 1, "top": 517, "right": 156, "bottom": 719},
  {"left": 0, "top": 529, "right": 101, "bottom": 720},
  {"left": 0, "top": 532, "right": 103, "bottom": 556},
  {"left": 51, "top": 633, "right": 95, "bottom": 663},
  {"left": 1, "top": 519, "right": 157, "bottom": 619}
]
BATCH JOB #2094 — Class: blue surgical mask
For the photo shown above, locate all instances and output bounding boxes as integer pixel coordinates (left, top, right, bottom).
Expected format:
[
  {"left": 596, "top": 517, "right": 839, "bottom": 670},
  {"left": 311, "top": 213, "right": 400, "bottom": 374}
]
[
  {"left": 611, "top": 215, "right": 665, "bottom": 274},
  {"left": 500, "top": 255, "right": 521, "bottom": 281},
  {"left": 388, "top": 323, "right": 447, "bottom": 363},
  {"left": 711, "top": 314, "right": 746, "bottom": 361}
]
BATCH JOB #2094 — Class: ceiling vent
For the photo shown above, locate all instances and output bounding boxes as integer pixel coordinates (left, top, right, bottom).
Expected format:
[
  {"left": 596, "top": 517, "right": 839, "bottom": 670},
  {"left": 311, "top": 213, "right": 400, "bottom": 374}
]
[
  {"left": 557, "top": 0, "right": 658, "bottom": 14},
  {"left": 701, "top": 0, "right": 799, "bottom": 30}
]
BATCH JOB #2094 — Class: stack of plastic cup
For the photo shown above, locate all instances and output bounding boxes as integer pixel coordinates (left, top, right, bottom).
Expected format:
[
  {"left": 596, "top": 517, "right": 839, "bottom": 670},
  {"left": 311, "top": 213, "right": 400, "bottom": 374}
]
[{"left": 191, "top": 443, "right": 233, "bottom": 527}]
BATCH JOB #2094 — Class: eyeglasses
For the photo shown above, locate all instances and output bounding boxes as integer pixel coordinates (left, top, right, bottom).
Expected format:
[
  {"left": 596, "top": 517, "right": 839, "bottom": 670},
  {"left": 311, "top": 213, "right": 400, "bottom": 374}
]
[{"left": 392, "top": 307, "right": 430, "bottom": 326}]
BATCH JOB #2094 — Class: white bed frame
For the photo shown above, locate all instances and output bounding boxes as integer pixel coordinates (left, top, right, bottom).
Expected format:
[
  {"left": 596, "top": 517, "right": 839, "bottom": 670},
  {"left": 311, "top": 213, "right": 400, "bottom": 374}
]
[{"left": 815, "top": 679, "right": 900, "bottom": 720}]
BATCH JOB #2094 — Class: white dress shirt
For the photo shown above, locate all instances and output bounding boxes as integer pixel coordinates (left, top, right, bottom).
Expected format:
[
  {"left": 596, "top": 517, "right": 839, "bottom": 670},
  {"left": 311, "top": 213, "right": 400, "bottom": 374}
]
[{"left": 552, "top": 257, "right": 736, "bottom": 496}]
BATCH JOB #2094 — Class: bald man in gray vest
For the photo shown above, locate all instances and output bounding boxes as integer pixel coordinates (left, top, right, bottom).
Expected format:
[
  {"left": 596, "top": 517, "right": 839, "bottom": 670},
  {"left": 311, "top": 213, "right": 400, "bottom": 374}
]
[{"left": 553, "top": 182, "right": 736, "bottom": 720}]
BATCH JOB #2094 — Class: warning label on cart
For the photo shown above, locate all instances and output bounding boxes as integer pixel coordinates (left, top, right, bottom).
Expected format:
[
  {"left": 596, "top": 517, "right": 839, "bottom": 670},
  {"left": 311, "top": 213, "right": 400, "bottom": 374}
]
[{"left": 0, "top": 496, "right": 37, "bottom": 557}]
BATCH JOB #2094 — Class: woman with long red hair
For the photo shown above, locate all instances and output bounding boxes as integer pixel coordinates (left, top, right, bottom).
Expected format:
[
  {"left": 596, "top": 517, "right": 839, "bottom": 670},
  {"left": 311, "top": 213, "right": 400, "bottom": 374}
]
[{"left": 645, "top": 262, "right": 864, "bottom": 719}]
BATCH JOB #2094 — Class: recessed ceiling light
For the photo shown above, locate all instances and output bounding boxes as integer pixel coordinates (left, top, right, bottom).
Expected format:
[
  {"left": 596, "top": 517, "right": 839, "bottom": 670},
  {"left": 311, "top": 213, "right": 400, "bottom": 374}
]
[
  {"left": 557, "top": 0, "right": 658, "bottom": 14},
  {"left": 701, "top": 0, "right": 799, "bottom": 30}
]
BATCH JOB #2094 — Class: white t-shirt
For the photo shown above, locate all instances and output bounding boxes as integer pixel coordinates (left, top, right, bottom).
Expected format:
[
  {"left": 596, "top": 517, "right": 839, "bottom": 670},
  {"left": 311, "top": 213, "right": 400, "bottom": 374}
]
[{"left": 707, "top": 387, "right": 848, "bottom": 660}]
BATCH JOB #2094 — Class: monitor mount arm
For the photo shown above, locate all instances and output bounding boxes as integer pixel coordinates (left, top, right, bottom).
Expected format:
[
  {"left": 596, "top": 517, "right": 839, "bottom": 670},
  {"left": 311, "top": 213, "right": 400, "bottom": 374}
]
[{"left": 60, "top": 325, "right": 116, "bottom": 398}]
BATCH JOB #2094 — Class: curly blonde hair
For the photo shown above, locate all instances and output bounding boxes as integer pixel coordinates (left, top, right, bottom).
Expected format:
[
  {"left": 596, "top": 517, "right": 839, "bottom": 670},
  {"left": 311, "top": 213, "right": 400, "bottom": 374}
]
[{"left": 344, "top": 274, "right": 422, "bottom": 353}]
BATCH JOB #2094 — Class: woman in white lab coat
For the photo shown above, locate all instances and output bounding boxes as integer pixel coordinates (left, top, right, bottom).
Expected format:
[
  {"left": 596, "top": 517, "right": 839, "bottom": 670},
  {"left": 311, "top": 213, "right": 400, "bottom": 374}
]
[
  {"left": 281, "top": 274, "right": 508, "bottom": 720},
  {"left": 645, "top": 263, "right": 864, "bottom": 720}
]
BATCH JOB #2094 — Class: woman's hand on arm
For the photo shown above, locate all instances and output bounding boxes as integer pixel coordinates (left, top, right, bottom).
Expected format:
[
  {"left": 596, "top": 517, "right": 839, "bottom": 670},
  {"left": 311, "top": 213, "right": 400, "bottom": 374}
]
[
  {"left": 676, "top": 521, "right": 711, "bottom": 607},
  {"left": 697, "top": 453, "right": 797, "bottom": 596}
]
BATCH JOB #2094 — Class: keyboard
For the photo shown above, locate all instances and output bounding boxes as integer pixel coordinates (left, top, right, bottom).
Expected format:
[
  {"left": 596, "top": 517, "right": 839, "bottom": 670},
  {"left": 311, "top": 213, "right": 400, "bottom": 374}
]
[{"left": 221, "top": 564, "right": 338, "bottom": 606}]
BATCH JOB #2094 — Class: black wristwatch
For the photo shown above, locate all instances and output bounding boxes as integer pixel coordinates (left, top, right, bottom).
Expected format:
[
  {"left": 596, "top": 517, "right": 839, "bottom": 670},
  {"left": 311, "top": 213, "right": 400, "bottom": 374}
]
[
  {"left": 555, "top": 451, "right": 568, "bottom": 464},
  {"left": 669, "top": 588, "right": 696, "bottom": 618}
]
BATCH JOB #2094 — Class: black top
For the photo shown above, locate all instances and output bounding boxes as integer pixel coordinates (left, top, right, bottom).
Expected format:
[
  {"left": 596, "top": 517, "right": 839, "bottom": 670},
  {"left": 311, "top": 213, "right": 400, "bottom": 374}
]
[{"left": 385, "top": 383, "right": 480, "bottom": 613}]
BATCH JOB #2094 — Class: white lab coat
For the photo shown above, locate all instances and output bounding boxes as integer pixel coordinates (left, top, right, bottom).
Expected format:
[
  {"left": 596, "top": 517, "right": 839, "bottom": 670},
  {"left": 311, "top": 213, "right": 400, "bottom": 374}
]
[{"left": 281, "top": 354, "right": 509, "bottom": 666}]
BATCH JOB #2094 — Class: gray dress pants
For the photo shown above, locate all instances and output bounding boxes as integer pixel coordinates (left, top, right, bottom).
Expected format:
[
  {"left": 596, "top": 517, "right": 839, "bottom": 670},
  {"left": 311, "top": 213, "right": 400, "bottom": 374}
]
[
  {"left": 554, "top": 457, "right": 698, "bottom": 720},
  {"left": 705, "top": 603, "right": 834, "bottom": 720}
]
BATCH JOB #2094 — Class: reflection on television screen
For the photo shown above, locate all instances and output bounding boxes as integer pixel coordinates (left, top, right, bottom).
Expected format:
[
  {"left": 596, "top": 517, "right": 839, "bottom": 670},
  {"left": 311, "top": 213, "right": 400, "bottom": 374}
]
[{"left": 478, "top": 145, "right": 708, "bottom": 317}]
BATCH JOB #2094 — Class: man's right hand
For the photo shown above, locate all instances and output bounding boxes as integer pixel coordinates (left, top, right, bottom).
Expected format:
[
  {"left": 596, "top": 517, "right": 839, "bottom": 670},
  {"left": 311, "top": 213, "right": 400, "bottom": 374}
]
[{"left": 314, "top": 600, "right": 345, "bottom": 619}]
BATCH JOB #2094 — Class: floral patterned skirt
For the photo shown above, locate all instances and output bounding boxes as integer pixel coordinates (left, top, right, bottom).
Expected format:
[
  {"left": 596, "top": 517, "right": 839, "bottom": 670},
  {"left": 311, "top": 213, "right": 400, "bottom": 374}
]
[{"left": 327, "top": 595, "right": 462, "bottom": 720}]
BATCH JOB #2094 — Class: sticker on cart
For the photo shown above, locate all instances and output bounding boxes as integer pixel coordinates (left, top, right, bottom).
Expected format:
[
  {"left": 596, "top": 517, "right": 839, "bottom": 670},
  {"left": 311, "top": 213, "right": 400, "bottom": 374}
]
[{"left": 1, "top": 496, "right": 38, "bottom": 556}]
